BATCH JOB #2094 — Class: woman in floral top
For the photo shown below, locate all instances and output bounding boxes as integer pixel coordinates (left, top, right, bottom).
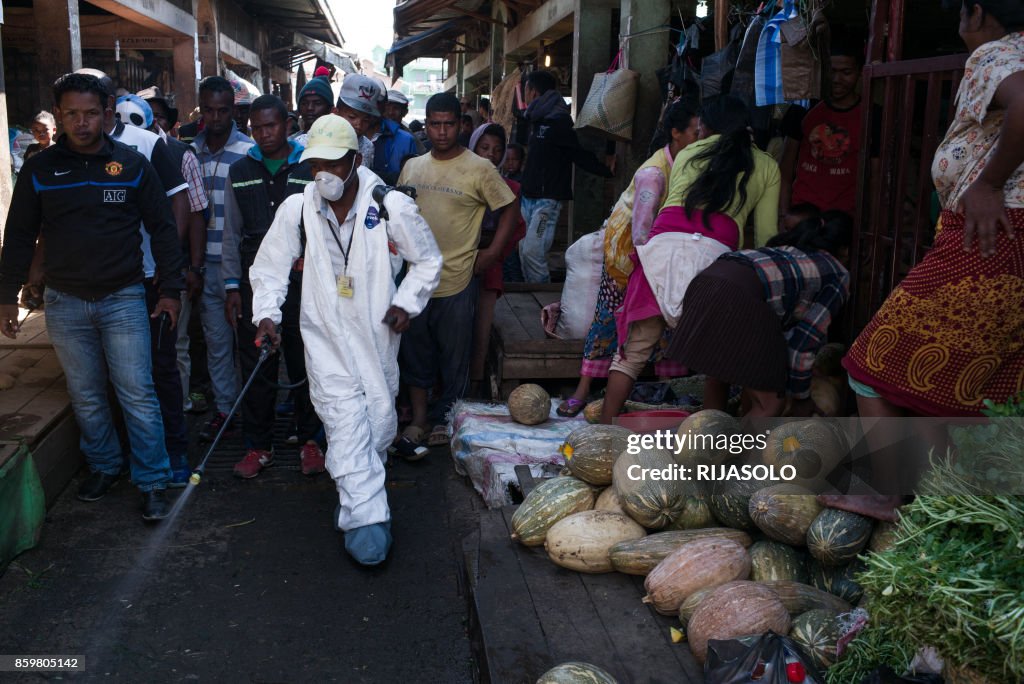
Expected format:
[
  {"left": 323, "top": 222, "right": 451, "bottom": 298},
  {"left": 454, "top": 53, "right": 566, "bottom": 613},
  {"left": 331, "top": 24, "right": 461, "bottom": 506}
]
[{"left": 844, "top": 0, "right": 1024, "bottom": 417}]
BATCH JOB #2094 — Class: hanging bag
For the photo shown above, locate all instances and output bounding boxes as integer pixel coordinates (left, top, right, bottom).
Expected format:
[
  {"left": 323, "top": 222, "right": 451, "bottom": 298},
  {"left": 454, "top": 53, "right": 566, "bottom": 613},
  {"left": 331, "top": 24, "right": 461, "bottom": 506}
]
[
  {"left": 701, "top": 22, "right": 746, "bottom": 102},
  {"left": 575, "top": 50, "right": 640, "bottom": 142}
]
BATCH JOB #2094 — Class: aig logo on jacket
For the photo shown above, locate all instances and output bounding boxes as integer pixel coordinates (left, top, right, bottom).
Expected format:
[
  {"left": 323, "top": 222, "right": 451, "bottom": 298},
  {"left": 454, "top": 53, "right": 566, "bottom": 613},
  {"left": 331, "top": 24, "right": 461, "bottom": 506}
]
[{"left": 103, "top": 189, "right": 127, "bottom": 203}]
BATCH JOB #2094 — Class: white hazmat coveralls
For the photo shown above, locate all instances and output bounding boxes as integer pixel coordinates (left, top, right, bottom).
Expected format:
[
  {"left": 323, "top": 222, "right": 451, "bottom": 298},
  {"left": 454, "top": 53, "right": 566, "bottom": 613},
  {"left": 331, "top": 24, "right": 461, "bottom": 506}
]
[{"left": 249, "top": 168, "right": 442, "bottom": 563}]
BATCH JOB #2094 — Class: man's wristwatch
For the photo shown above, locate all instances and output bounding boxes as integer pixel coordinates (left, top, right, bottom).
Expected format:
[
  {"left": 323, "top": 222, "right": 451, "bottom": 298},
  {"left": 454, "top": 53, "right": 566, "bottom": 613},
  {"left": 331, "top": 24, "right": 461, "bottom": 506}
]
[{"left": 187, "top": 265, "right": 207, "bottom": 276}]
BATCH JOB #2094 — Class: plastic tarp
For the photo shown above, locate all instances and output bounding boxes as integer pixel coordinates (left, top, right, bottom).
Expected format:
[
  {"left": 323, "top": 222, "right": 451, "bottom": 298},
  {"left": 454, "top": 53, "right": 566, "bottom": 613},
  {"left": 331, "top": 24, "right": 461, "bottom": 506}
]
[
  {"left": 0, "top": 444, "right": 46, "bottom": 572},
  {"left": 449, "top": 401, "right": 586, "bottom": 508}
]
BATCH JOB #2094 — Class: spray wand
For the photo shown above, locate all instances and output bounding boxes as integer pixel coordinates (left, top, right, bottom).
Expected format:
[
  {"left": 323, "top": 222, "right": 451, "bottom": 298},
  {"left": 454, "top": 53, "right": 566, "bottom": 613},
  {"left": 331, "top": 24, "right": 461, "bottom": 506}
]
[{"left": 189, "top": 334, "right": 275, "bottom": 486}]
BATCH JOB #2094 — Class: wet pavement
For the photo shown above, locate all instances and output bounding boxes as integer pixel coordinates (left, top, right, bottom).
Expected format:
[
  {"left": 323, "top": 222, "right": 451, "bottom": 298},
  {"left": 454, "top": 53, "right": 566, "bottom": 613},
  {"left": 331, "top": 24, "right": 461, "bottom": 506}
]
[{"left": 0, "top": 433, "right": 484, "bottom": 683}]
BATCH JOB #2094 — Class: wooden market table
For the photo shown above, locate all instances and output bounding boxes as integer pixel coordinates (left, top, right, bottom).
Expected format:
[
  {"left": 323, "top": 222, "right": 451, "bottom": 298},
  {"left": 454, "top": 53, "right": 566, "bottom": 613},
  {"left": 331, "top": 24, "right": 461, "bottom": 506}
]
[{"left": 461, "top": 470, "right": 704, "bottom": 683}]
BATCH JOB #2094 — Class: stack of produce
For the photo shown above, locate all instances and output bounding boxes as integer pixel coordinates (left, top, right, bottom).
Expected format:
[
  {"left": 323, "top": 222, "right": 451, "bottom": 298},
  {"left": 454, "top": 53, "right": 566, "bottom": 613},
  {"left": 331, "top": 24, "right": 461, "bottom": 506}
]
[{"left": 509, "top": 414, "right": 880, "bottom": 675}]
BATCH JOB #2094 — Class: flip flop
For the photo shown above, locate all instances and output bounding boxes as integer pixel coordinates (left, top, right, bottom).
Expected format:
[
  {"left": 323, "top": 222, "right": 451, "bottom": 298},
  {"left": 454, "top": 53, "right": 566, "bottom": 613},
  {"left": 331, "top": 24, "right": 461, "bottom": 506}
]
[
  {"left": 556, "top": 397, "right": 585, "bottom": 417},
  {"left": 427, "top": 424, "right": 449, "bottom": 447}
]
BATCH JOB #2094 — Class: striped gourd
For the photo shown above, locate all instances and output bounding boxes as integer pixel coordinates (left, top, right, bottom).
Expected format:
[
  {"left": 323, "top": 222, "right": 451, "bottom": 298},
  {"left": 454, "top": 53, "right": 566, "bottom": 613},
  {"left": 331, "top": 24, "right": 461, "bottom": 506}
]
[
  {"left": 678, "top": 585, "right": 717, "bottom": 624},
  {"left": 510, "top": 476, "right": 595, "bottom": 546},
  {"left": 790, "top": 609, "right": 843, "bottom": 670},
  {"left": 642, "top": 538, "right": 751, "bottom": 615},
  {"left": 609, "top": 528, "right": 753, "bottom": 576},
  {"left": 536, "top": 662, "right": 619, "bottom": 684},
  {"left": 673, "top": 409, "right": 740, "bottom": 467},
  {"left": 760, "top": 580, "right": 853, "bottom": 615},
  {"left": 612, "top": 445, "right": 700, "bottom": 529},
  {"left": 544, "top": 510, "right": 646, "bottom": 573},
  {"left": 808, "top": 559, "right": 866, "bottom": 604},
  {"left": 748, "top": 483, "right": 822, "bottom": 545},
  {"left": 687, "top": 580, "right": 791, "bottom": 665},
  {"left": 748, "top": 541, "right": 810, "bottom": 583},
  {"left": 561, "top": 424, "right": 634, "bottom": 486},
  {"left": 806, "top": 508, "right": 873, "bottom": 566}
]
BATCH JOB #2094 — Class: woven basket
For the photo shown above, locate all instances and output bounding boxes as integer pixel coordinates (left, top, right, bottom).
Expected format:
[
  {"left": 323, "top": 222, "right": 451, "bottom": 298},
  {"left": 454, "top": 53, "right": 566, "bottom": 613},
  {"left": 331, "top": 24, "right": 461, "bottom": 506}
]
[{"left": 575, "top": 52, "right": 639, "bottom": 142}]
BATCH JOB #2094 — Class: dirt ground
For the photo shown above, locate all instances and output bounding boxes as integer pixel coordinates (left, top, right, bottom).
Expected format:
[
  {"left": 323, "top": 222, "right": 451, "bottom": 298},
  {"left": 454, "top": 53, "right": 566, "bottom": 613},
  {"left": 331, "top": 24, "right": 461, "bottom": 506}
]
[{"left": 0, "top": 434, "right": 485, "bottom": 683}]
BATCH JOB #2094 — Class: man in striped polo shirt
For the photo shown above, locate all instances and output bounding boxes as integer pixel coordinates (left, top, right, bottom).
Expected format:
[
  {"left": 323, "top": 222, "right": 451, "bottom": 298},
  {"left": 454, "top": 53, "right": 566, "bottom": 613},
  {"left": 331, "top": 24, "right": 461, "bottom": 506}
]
[{"left": 192, "top": 76, "right": 254, "bottom": 441}]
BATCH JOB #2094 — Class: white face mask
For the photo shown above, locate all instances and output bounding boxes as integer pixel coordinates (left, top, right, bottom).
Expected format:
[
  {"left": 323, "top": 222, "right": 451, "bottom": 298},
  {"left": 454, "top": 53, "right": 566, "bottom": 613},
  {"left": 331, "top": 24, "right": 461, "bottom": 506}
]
[{"left": 314, "top": 164, "right": 355, "bottom": 202}]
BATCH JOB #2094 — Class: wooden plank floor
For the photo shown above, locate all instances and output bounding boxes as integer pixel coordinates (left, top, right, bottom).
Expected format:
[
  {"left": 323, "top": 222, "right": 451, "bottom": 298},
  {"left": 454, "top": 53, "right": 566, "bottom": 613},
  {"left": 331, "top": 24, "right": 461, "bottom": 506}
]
[{"left": 465, "top": 506, "right": 704, "bottom": 684}]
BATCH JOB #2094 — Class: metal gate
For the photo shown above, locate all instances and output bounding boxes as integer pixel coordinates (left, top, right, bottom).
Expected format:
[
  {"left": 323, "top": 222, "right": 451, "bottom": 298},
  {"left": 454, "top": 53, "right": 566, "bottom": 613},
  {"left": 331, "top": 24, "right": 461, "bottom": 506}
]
[{"left": 847, "top": 0, "right": 967, "bottom": 334}]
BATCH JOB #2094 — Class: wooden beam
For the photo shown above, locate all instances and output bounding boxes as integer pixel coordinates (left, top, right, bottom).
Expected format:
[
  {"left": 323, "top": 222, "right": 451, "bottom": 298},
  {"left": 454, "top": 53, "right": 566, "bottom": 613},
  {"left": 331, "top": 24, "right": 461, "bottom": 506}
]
[
  {"left": 450, "top": 6, "right": 512, "bottom": 27},
  {"left": 84, "top": 0, "right": 196, "bottom": 37},
  {"left": 464, "top": 50, "right": 492, "bottom": 82},
  {"left": 715, "top": 0, "right": 729, "bottom": 51},
  {"left": 504, "top": 0, "right": 575, "bottom": 58}
]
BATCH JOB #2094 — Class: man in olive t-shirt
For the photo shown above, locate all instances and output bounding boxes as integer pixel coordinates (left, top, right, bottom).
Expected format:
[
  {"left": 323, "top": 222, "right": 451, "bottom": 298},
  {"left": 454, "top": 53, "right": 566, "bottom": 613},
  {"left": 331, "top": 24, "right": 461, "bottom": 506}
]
[{"left": 397, "top": 93, "right": 516, "bottom": 445}]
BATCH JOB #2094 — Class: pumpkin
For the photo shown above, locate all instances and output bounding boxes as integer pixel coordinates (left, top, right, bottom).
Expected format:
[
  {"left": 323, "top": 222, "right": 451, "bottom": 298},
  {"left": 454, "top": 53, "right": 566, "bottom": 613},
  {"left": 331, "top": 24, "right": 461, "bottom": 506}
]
[
  {"left": 561, "top": 424, "right": 634, "bottom": 485},
  {"left": 709, "top": 464, "right": 769, "bottom": 530},
  {"left": 759, "top": 580, "right": 852, "bottom": 615},
  {"left": 583, "top": 399, "right": 604, "bottom": 424},
  {"left": 663, "top": 492, "right": 716, "bottom": 530},
  {"left": 748, "top": 540, "right": 809, "bottom": 583},
  {"left": 809, "top": 559, "right": 866, "bottom": 604},
  {"left": 594, "top": 487, "right": 627, "bottom": 515},
  {"left": 790, "top": 609, "right": 843, "bottom": 670},
  {"left": 511, "top": 476, "right": 595, "bottom": 546},
  {"left": 868, "top": 520, "right": 899, "bottom": 554},
  {"left": 673, "top": 409, "right": 740, "bottom": 468},
  {"left": 612, "top": 445, "right": 700, "bottom": 529},
  {"left": 748, "top": 483, "right": 822, "bottom": 546},
  {"left": 536, "top": 662, "right": 619, "bottom": 684},
  {"left": 609, "top": 528, "right": 753, "bottom": 576},
  {"left": 678, "top": 585, "right": 716, "bottom": 624},
  {"left": 508, "top": 383, "right": 551, "bottom": 425},
  {"left": 642, "top": 538, "right": 750, "bottom": 615},
  {"left": 544, "top": 510, "right": 646, "bottom": 573},
  {"left": 762, "top": 420, "right": 849, "bottom": 486},
  {"left": 806, "top": 508, "right": 873, "bottom": 566},
  {"left": 687, "top": 580, "right": 791, "bottom": 664}
]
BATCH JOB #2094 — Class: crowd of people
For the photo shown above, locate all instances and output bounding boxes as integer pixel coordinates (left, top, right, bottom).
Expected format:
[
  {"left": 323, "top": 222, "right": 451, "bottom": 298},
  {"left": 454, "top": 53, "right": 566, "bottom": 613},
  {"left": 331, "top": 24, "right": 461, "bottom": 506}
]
[{"left": 0, "top": 0, "right": 1020, "bottom": 565}]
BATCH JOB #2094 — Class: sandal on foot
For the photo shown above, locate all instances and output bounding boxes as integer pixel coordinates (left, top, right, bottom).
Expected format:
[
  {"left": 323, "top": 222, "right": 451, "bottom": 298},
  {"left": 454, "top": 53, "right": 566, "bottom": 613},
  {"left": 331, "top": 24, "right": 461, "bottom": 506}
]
[
  {"left": 556, "top": 398, "right": 586, "bottom": 417},
  {"left": 427, "top": 424, "right": 449, "bottom": 447}
]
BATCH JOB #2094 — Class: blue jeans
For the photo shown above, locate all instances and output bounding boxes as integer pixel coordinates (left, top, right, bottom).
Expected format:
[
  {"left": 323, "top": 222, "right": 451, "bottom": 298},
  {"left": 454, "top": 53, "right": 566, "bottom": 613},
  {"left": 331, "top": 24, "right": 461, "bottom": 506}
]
[
  {"left": 200, "top": 261, "right": 238, "bottom": 414},
  {"left": 44, "top": 283, "right": 171, "bottom": 491},
  {"left": 518, "top": 197, "right": 563, "bottom": 283}
]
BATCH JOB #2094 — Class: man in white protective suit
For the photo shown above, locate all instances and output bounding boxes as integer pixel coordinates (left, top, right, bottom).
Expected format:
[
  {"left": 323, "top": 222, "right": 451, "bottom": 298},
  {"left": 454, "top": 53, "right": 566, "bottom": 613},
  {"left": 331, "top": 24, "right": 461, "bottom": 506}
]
[{"left": 248, "top": 115, "right": 442, "bottom": 565}]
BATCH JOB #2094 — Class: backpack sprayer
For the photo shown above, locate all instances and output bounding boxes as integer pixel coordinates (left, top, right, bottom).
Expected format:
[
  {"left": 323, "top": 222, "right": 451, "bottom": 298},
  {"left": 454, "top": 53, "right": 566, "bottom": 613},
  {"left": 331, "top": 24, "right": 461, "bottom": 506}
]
[{"left": 189, "top": 333, "right": 275, "bottom": 486}]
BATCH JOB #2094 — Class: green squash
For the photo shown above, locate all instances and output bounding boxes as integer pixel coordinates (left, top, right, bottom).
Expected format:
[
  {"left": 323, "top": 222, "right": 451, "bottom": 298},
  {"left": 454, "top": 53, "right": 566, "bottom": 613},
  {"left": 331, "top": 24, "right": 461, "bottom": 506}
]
[
  {"left": 749, "top": 540, "right": 809, "bottom": 583},
  {"left": 790, "top": 608, "right": 843, "bottom": 670},
  {"left": 612, "top": 445, "right": 701, "bottom": 529},
  {"left": 673, "top": 409, "right": 740, "bottom": 468},
  {"left": 536, "top": 662, "right": 619, "bottom": 684},
  {"left": 762, "top": 420, "right": 849, "bottom": 485},
  {"left": 748, "top": 483, "right": 822, "bottom": 546},
  {"left": 561, "top": 424, "right": 634, "bottom": 486},
  {"left": 809, "top": 559, "right": 866, "bottom": 604},
  {"left": 663, "top": 491, "right": 716, "bottom": 530},
  {"left": 510, "top": 476, "right": 595, "bottom": 546},
  {"left": 806, "top": 508, "right": 873, "bottom": 566},
  {"left": 709, "top": 461, "right": 770, "bottom": 531}
]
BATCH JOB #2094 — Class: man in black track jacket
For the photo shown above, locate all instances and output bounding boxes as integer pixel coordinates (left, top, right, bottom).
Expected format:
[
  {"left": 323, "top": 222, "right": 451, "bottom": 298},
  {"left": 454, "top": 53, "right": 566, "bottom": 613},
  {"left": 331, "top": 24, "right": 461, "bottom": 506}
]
[
  {"left": 220, "top": 94, "right": 324, "bottom": 480},
  {"left": 0, "top": 73, "right": 185, "bottom": 521}
]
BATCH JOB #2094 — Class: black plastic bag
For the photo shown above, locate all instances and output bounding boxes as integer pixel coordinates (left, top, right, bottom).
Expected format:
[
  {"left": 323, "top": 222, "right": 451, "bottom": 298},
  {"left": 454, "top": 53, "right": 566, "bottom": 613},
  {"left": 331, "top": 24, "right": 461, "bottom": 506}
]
[{"left": 706, "top": 631, "right": 824, "bottom": 683}]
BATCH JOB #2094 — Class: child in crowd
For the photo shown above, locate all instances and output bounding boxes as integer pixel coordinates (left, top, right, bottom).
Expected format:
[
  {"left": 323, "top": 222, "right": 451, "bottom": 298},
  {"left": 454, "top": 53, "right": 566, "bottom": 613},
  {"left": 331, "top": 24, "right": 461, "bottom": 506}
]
[
  {"left": 501, "top": 143, "right": 525, "bottom": 183},
  {"left": 468, "top": 124, "right": 526, "bottom": 395}
]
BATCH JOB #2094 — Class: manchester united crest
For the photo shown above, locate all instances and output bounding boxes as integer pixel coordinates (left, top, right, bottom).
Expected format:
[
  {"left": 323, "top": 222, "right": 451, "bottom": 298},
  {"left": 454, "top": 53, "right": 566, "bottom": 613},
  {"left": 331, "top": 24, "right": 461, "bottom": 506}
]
[{"left": 105, "top": 161, "right": 123, "bottom": 177}]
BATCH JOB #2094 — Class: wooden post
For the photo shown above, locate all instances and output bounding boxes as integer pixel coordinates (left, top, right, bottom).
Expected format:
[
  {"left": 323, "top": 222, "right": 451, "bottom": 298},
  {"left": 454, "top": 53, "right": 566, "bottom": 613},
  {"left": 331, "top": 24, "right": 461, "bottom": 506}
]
[
  {"left": 68, "top": 0, "right": 83, "bottom": 72},
  {"left": 715, "top": 0, "right": 729, "bottom": 51}
]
